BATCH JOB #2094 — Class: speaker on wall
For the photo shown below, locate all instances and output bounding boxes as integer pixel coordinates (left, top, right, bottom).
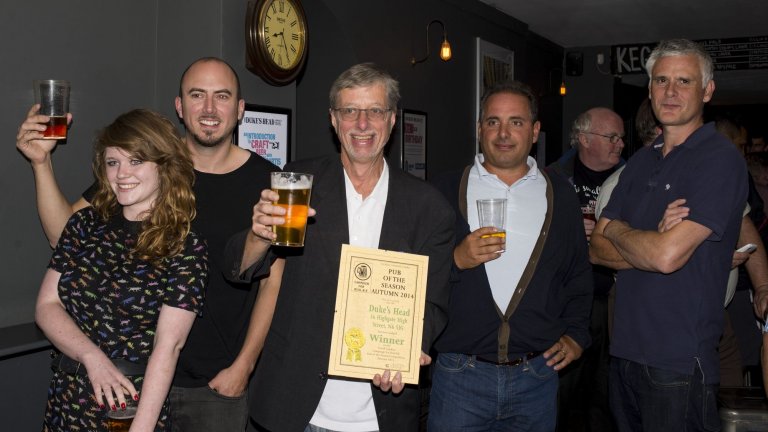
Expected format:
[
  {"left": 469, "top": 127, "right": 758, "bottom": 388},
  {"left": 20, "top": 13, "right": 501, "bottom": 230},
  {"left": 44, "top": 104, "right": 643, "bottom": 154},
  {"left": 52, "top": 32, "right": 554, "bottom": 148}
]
[{"left": 566, "top": 51, "right": 583, "bottom": 76}]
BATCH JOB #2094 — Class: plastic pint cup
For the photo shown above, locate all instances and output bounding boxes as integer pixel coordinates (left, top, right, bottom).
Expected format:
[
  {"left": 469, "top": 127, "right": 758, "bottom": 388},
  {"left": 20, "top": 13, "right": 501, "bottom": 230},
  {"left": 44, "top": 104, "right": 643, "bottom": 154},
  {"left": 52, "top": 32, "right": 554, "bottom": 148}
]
[
  {"left": 477, "top": 198, "right": 507, "bottom": 239},
  {"left": 33, "top": 79, "right": 70, "bottom": 139},
  {"left": 271, "top": 172, "right": 313, "bottom": 247}
]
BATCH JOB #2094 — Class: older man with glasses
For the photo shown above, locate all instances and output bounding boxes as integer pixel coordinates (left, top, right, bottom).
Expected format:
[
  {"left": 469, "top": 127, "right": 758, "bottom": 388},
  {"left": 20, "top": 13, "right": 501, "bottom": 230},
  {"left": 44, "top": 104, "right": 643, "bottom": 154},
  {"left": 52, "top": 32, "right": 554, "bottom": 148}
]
[
  {"left": 244, "top": 63, "right": 454, "bottom": 432},
  {"left": 546, "top": 107, "right": 625, "bottom": 432}
]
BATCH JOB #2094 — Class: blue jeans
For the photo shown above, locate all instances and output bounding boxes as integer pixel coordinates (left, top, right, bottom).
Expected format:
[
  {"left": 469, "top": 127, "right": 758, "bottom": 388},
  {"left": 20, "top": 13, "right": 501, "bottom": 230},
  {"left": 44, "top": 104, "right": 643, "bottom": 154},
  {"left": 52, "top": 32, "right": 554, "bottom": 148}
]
[
  {"left": 609, "top": 357, "right": 721, "bottom": 432},
  {"left": 169, "top": 385, "right": 248, "bottom": 432},
  {"left": 428, "top": 352, "right": 558, "bottom": 432}
]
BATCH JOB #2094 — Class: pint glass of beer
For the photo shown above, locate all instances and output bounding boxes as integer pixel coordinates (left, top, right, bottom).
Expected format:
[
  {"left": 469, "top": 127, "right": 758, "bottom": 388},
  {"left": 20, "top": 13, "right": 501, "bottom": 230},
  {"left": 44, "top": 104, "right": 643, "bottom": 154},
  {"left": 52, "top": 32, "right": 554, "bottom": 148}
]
[
  {"left": 271, "top": 172, "right": 313, "bottom": 247},
  {"left": 107, "top": 404, "right": 136, "bottom": 432},
  {"left": 581, "top": 204, "right": 596, "bottom": 222},
  {"left": 33, "top": 80, "right": 70, "bottom": 140}
]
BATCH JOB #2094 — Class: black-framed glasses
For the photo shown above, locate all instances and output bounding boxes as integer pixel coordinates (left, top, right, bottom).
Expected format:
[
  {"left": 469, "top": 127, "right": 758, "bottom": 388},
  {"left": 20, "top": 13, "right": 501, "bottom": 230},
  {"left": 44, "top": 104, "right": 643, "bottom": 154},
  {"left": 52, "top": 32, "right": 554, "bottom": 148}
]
[
  {"left": 332, "top": 107, "right": 391, "bottom": 121},
  {"left": 583, "top": 131, "right": 625, "bottom": 144}
]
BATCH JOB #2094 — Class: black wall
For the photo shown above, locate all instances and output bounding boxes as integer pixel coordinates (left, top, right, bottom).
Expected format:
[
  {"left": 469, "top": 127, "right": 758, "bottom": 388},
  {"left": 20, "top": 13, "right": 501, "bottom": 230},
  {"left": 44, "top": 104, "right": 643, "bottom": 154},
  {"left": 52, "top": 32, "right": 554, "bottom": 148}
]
[
  {"left": 297, "top": 0, "right": 564, "bottom": 172},
  {"left": 1, "top": 1, "right": 563, "bottom": 427}
]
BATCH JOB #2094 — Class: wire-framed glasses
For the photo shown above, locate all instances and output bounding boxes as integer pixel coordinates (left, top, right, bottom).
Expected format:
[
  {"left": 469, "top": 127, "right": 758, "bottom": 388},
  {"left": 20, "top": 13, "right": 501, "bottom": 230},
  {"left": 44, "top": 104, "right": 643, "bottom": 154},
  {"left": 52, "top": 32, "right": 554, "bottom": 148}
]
[
  {"left": 583, "top": 131, "right": 625, "bottom": 144},
  {"left": 332, "top": 107, "right": 391, "bottom": 121}
]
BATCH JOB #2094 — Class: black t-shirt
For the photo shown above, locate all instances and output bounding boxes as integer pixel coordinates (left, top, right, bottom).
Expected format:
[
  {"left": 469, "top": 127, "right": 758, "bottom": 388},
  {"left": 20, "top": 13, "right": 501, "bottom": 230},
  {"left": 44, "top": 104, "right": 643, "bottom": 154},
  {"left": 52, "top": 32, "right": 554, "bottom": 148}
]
[
  {"left": 85, "top": 152, "right": 276, "bottom": 386},
  {"left": 573, "top": 156, "right": 617, "bottom": 297}
]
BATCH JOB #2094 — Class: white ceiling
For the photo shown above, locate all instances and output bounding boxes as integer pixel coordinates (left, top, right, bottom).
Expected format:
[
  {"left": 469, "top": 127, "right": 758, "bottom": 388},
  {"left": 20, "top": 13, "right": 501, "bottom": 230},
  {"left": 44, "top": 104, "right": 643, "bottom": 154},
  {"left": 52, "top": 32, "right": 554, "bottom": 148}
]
[{"left": 478, "top": 0, "right": 768, "bottom": 105}]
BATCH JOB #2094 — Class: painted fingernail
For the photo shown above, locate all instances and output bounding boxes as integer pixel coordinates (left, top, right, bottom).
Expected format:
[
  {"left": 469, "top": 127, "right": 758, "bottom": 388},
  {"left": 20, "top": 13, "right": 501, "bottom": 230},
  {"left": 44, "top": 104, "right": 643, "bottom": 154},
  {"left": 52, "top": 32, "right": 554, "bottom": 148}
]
[
  {"left": 133, "top": 394, "right": 139, "bottom": 401},
  {"left": 111, "top": 405, "right": 116, "bottom": 411},
  {"left": 121, "top": 402, "right": 126, "bottom": 410},
  {"left": 99, "top": 404, "right": 105, "bottom": 410}
]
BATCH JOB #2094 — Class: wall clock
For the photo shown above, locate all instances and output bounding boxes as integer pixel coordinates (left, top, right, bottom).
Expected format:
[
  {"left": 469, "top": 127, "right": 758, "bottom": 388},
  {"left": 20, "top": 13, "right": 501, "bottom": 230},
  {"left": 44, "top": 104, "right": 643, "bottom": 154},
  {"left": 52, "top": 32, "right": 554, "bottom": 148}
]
[{"left": 246, "top": 0, "right": 308, "bottom": 86}]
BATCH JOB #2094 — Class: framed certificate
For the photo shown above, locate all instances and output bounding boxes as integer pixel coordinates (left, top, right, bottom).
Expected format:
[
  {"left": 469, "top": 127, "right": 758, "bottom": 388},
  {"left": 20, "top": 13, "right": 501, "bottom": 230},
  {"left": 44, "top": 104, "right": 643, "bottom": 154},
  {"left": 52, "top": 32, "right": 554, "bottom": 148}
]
[
  {"left": 328, "top": 245, "right": 429, "bottom": 384},
  {"left": 237, "top": 104, "right": 291, "bottom": 168}
]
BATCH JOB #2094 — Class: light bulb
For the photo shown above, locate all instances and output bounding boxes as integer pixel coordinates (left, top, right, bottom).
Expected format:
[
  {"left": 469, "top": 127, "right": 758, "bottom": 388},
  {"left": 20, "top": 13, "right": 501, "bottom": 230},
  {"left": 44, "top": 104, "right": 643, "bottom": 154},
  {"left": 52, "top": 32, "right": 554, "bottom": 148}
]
[{"left": 440, "top": 39, "right": 452, "bottom": 61}]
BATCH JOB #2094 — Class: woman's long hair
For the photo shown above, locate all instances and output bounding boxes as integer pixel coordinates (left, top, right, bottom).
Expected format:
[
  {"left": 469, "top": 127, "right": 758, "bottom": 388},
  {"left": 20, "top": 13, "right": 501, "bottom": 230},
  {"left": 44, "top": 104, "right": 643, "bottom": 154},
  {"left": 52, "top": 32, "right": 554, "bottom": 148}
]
[{"left": 90, "top": 109, "right": 196, "bottom": 262}]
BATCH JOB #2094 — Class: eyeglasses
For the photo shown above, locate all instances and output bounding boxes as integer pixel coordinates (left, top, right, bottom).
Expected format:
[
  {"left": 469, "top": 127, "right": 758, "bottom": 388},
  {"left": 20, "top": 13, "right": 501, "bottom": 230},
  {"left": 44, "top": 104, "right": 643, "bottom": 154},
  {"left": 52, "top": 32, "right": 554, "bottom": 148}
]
[
  {"left": 583, "top": 131, "right": 625, "bottom": 144},
  {"left": 332, "top": 107, "right": 391, "bottom": 121}
]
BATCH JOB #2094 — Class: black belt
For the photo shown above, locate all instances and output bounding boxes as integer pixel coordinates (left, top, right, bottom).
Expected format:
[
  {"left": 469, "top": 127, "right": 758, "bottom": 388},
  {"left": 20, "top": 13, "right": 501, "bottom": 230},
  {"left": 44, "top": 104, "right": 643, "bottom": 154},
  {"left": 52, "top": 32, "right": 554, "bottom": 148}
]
[
  {"left": 474, "top": 352, "right": 541, "bottom": 367},
  {"left": 50, "top": 352, "right": 147, "bottom": 376}
]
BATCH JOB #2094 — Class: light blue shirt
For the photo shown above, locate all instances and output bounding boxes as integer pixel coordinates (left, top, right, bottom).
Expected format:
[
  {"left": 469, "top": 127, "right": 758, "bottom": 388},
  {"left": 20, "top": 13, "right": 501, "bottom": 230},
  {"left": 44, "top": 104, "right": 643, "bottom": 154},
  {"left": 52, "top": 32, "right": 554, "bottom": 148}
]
[{"left": 467, "top": 154, "right": 547, "bottom": 309}]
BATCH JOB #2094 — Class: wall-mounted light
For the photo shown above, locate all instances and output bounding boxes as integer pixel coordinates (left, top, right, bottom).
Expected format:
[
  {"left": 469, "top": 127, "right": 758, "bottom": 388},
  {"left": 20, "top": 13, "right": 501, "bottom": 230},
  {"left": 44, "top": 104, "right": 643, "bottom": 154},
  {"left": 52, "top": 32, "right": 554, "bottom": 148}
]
[
  {"left": 411, "top": 19, "right": 452, "bottom": 66},
  {"left": 549, "top": 68, "right": 566, "bottom": 97}
]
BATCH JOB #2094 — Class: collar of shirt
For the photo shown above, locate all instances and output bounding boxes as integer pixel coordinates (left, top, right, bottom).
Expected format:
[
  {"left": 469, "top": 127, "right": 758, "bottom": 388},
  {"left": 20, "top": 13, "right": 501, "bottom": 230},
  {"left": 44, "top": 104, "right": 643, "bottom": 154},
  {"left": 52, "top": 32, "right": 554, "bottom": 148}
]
[
  {"left": 344, "top": 160, "right": 390, "bottom": 248},
  {"left": 653, "top": 122, "right": 718, "bottom": 154},
  {"left": 473, "top": 154, "right": 541, "bottom": 187}
]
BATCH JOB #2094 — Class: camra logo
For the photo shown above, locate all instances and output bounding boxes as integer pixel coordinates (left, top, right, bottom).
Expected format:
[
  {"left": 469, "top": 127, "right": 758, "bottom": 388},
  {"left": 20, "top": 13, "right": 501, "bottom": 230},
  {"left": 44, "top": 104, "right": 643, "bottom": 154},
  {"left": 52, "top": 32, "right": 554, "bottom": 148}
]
[{"left": 354, "top": 263, "right": 372, "bottom": 281}]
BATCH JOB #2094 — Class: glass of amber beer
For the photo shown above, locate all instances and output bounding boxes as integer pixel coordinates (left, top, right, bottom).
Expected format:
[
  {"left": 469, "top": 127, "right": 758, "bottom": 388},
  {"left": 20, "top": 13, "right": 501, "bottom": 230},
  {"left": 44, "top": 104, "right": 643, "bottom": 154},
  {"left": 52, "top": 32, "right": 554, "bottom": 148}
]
[
  {"left": 33, "top": 79, "right": 70, "bottom": 140},
  {"left": 271, "top": 172, "right": 313, "bottom": 247},
  {"left": 477, "top": 198, "right": 507, "bottom": 239},
  {"left": 581, "top": 204, "right": 596, "bottom": 223},
  {"left": 107, "top": 404, "right": 136, "bottom": 432}
]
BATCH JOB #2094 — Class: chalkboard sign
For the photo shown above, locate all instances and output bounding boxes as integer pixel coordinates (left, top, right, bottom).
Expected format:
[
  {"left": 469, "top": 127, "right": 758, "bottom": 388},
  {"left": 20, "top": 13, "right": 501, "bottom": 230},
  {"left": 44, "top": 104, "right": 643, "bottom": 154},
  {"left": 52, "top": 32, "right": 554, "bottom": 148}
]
[
  {"left": 611, "top": 35, "right": 768, "bottom": 75},
  {"left": 702, "top": 36, "right": 768, "bottom": 71}
]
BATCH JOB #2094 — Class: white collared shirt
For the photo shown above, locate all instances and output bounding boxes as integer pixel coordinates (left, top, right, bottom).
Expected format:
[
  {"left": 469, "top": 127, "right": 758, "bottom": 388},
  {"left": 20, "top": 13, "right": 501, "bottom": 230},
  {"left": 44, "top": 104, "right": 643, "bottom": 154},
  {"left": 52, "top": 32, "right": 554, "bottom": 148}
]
[
  {"left": 310, "top": 161, "right": 389, "bottom": 431},
  {"left": 467, "top": 154, "right": 546, "bottom": 310}
]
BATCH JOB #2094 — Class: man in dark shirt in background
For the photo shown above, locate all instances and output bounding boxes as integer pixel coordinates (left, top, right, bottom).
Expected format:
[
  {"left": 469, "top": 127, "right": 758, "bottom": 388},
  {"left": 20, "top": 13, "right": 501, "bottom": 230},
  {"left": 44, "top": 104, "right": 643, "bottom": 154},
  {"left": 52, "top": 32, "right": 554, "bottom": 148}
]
[{"left": 547, "top": 107, "right": 625, "bottom": 432}]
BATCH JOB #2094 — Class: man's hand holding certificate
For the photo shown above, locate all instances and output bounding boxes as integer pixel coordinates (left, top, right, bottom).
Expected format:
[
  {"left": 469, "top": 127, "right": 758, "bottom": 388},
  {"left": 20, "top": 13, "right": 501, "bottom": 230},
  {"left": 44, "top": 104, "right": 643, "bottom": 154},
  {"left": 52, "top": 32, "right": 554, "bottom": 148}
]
[{"left": 328, "top": 245, "right": 429, "bottom": 385}]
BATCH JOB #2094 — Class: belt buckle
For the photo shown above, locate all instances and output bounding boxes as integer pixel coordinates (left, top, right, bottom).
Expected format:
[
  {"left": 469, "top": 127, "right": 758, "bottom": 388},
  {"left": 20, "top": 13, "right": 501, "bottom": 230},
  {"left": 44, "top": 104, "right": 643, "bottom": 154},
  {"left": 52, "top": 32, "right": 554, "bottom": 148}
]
[{"left": 503, "top": 352, "right": 537, "bottom": 366}]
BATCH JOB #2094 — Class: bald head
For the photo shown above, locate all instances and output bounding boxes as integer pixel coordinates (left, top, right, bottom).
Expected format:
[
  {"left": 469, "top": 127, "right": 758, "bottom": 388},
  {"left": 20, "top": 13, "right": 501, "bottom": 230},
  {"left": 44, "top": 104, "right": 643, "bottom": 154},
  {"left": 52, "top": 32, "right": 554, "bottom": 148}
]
[{"left": 571, "top": 107, "right": 625, "bottom": 172}]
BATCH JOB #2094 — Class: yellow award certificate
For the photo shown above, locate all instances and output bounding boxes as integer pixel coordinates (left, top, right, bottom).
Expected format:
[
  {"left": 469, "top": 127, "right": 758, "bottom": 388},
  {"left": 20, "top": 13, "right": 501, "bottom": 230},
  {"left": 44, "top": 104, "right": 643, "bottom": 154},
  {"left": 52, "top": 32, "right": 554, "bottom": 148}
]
[{"left": 328, "top": 244, "right": 429, "bottom": 384}]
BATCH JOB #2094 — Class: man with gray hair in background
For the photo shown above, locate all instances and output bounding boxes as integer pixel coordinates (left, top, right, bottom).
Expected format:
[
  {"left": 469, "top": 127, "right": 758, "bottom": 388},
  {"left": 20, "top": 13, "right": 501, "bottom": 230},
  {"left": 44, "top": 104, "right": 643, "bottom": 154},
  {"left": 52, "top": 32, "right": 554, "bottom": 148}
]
[
  {"left": 547, "top": 107, "right": 625, "bottom": 431},
  {"left": 590, "top": 39, "right": 748, "bottom": 431}
]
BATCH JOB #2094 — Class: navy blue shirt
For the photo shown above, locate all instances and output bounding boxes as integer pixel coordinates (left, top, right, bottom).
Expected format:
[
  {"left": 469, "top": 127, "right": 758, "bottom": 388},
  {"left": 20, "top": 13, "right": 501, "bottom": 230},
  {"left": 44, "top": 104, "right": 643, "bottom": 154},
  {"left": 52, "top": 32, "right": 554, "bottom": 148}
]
[{"left": 603, "top": 122, "right": 747, "bottom": 383}]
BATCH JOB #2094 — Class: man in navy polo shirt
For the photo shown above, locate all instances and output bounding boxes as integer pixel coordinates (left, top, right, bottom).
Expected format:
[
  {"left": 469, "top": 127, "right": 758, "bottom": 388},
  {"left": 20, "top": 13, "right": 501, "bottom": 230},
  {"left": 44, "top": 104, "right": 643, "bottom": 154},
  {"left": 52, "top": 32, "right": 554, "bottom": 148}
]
[{"left": 590, "top": 39, "right": 748, "bottom": 431}]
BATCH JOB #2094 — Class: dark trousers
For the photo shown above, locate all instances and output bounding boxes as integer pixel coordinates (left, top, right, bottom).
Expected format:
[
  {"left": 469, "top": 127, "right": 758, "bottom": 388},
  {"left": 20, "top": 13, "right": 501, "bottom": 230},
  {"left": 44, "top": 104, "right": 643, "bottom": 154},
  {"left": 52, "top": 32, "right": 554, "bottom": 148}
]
[
  {"left": 557, "top": 295, "right": 616, "bottom": 432},
  {"left": 719, "top": 310, "right": 744, "bottom": 387},
  {"left": 609, "top": 358, "right": 721, "bottom": 432},
  {"left": 169, "top": 385, "right": 248, "bottom": 432}
]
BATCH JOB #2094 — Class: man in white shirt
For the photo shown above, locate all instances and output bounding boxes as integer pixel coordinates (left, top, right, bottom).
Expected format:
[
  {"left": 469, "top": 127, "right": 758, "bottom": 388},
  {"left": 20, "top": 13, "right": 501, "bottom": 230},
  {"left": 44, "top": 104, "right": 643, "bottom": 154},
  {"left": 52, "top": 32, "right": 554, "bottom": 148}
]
[
  {"left": 244, "top": 63, "right": 455, "bottom": 432},
  {"left": 428, "top": 80, "right": 593, "bottom": 431}
]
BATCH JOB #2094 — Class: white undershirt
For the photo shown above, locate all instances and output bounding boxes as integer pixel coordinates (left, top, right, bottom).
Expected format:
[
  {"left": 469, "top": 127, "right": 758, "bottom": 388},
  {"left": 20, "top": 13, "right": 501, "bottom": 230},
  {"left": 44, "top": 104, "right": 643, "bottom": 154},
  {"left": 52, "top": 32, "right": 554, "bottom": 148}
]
[
  {"left": 309, "top": 161, "right": 389, "bottom": 431},
  {"left": 466, "top": 155, "right": 546, "bottom": 310}
]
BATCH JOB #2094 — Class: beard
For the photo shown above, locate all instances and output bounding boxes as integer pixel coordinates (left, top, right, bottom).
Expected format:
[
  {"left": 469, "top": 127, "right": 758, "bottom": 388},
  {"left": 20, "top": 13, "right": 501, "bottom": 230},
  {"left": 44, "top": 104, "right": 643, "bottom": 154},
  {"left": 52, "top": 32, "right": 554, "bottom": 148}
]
[
  {"left": 185, "top": 113, "right": 237, "bottom": 148},
  {"left": 189, "top": 130, "right": 232, "bottom": 148}
]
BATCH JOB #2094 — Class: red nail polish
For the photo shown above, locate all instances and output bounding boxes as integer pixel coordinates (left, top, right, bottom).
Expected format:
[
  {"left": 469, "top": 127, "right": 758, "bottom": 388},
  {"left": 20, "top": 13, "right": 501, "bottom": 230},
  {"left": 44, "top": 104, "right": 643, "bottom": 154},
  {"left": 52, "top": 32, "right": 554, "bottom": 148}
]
[
  {"left": 121, "top": 402, "right": 126, "bottom": 410},
  {"left": 99, "top": 404, "right": 105, "bottom": 410},
  {"left": 111, "top": 405, "right": 116, "bottom": 411},
  {"left": 133, "top": 394, "right": 139, "bottom": 401}
]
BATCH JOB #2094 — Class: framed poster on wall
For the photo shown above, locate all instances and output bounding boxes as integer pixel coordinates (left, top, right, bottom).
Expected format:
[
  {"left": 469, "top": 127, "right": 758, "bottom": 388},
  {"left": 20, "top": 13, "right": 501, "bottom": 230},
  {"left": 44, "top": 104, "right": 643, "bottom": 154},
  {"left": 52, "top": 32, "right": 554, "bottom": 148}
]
[
  {"left": 475, "top": 38, "right": 514, "bottom": 152},
  {"left": 401, "top": 110, "right": 427, "bottom": 179},
  {"left": 237, "top": 104, "right": 291, "bottom": 168}
]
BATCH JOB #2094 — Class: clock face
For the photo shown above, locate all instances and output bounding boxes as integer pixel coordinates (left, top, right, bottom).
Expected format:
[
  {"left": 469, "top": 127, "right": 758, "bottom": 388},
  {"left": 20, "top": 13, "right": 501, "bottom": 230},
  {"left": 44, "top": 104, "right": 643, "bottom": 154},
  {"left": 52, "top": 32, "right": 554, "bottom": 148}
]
[{"left": 259, "top": 0, "right": 306, "bottom": 71}]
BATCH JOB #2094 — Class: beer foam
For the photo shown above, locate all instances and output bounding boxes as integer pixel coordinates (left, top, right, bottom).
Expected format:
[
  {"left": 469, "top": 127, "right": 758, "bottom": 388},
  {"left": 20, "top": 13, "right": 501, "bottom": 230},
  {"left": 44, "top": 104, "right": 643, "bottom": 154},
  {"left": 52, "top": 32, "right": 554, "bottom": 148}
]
[{"left": 271, "top": 173, "right": 313, "bottom": 189}]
